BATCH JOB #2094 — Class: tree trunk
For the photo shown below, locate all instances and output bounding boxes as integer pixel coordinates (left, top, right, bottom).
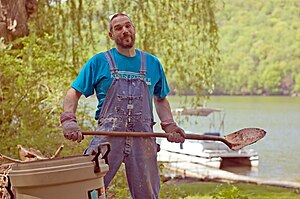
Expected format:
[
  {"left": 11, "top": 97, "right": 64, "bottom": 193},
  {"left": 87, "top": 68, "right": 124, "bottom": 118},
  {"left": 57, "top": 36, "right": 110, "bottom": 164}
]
[{"left": 0, "top": 0, "right": 37, "bottom": 43}]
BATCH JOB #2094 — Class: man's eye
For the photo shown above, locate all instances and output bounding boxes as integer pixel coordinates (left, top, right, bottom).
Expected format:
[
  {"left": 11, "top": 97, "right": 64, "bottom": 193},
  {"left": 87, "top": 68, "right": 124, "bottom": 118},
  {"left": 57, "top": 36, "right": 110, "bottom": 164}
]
[{"left": 114, "top": 27, "right": 122, "bottom": 31}]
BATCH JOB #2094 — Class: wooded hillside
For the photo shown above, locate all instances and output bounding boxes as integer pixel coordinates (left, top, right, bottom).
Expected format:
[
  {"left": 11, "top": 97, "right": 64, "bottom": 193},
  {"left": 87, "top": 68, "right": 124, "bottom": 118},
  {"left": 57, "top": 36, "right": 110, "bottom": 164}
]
[{"left": 214, "top": 0, "right": 299, "bottom": 95}]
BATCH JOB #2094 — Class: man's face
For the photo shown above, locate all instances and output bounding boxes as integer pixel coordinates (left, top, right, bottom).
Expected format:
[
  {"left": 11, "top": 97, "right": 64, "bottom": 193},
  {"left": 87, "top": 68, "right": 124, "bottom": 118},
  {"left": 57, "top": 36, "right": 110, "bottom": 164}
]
[{"left": 109, "top": 15, "right": 135, "bottom": 49}]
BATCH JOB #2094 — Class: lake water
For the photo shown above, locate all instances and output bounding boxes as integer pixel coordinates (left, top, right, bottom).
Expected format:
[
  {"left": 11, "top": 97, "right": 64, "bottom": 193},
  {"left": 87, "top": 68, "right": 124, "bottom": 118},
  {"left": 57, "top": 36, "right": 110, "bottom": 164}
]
[
  {"left": 155, "top": 96, "right": 300, "bottom": 182},
  {"left": 87, "top": 96, "right": 300, "bottom": 182}
]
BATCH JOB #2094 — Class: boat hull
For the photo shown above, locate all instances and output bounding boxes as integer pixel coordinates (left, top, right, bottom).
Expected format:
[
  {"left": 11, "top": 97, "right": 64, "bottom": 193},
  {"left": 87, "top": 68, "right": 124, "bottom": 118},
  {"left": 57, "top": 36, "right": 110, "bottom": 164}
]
[{"left": 158, "top": 139, "right": 259, "bottom": 169}]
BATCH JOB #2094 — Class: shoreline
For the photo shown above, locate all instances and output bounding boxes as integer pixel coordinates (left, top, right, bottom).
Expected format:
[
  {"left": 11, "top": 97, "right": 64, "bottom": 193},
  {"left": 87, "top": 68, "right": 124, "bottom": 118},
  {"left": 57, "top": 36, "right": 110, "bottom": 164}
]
[{"left": 161, "top": 164, "right": 300, "bottom": 189}]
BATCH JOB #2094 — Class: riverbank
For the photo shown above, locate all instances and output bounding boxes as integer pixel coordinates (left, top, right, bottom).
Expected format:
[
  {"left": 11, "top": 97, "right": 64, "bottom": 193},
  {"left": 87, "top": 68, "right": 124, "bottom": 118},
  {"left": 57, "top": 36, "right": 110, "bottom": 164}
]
[
  {"left": 162, "top": 177, "right": 300, "bottom": 199},
  {"left": 161, "top": 160, "right": 300, "bottom": 189}
]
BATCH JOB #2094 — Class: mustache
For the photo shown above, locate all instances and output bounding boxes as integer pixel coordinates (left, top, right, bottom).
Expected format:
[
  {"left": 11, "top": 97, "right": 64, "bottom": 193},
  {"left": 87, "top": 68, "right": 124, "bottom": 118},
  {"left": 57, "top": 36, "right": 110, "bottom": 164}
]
[{"left": 122, "top": 33, "right": 131, "bottom": 39}]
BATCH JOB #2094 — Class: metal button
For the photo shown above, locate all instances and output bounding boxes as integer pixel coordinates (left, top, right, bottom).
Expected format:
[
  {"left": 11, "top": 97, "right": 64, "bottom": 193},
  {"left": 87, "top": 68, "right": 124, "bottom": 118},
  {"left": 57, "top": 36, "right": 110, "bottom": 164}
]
[{"left": 127, "top": 104, "right": 134, "bottom": 109}]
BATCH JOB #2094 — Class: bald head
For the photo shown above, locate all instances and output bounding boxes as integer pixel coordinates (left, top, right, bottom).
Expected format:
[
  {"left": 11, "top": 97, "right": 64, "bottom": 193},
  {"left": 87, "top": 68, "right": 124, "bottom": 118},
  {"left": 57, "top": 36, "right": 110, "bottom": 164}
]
[{"left": 109, "top": 13, "right": 133, "bottom": 32}]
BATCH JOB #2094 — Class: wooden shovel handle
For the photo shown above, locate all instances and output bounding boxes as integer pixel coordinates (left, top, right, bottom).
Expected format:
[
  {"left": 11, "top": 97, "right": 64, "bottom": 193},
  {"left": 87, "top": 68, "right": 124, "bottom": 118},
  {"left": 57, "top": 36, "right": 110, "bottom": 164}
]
[
  {"left": 82, "top": 131, "right": 232, "bottom": 148},
  {"left": 83, "top": 131, "right": 166, "bottom": 138},
  {"left": 83, "top": 131, "right": 222, "bottom": 139}
]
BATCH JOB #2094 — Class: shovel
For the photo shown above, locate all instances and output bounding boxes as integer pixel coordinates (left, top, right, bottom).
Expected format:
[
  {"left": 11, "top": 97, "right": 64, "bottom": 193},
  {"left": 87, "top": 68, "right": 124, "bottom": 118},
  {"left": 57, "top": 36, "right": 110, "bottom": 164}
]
[{"left": 82, "top": 127, "right": 266, "bottom": 150}]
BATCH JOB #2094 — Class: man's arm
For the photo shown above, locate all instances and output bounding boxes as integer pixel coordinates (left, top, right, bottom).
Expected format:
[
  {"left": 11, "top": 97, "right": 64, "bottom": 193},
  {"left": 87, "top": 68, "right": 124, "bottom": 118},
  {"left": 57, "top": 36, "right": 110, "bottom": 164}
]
[
  {"left": 154, "top": 96, "right": 173, "bottom": 123},
  {"left": 154, "top": 96, "right": 185, "bottom": 143},
  {"left": 63, "top": 88, "right": 82, "bottom": 113},
  {"left": 60, "top": 88, "right": 83, "bottom": 142}
]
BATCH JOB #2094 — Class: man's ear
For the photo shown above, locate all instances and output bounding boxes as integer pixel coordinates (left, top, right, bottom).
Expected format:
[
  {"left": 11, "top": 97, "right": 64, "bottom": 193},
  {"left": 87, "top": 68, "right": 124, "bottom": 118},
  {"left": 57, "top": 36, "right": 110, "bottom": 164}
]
[{"left": 109, "top": 31, "right": 113, "bottom": 39}]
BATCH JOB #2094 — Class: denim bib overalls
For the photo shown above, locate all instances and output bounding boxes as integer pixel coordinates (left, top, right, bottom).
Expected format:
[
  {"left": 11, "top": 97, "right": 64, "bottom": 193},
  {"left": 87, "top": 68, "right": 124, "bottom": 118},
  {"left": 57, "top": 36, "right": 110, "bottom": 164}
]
[{"left": 85, "top": 50, "right": 160, "bottom": 199}]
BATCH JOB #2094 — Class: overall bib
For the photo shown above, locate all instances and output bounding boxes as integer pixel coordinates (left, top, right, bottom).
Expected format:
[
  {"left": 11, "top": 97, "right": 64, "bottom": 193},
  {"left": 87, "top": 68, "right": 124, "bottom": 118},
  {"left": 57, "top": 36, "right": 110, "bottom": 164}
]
[{"left": 85, "top": 50, "right": 160, "bottom": 199}]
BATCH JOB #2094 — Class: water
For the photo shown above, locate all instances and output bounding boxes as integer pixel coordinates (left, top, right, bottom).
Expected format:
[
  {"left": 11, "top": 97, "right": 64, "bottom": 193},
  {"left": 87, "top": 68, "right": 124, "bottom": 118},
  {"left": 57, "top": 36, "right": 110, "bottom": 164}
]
[
  {"left": 157, "top": 96, "right": 300, "bottom": 182},
  {"left": 86, "top": 96, "right": 300, "bottom": 182}
]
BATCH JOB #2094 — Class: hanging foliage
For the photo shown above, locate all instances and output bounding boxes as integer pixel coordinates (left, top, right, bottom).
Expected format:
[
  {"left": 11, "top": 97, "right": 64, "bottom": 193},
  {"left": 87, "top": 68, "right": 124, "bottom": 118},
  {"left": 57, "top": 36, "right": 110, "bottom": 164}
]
[
  {"left": 0, "top": 0, "right": 219, "bottom": 157},
  {"left": 30, "top": 0, "right": 220, "bottom": 98}
]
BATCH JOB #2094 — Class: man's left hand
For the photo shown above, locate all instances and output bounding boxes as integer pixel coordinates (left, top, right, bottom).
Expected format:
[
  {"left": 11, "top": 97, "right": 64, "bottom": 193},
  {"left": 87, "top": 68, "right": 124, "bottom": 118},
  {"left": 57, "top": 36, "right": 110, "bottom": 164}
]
[{"left": 161, "top": 123, "right": 185, "bottom": 143}]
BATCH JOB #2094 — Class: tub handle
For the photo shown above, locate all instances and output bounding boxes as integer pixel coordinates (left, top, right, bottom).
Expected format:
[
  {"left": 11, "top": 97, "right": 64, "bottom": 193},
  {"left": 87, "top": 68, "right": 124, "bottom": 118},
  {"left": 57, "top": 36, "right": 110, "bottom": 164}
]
[{"left": 92, "top": 142, "right": 111, "bottom": 173}]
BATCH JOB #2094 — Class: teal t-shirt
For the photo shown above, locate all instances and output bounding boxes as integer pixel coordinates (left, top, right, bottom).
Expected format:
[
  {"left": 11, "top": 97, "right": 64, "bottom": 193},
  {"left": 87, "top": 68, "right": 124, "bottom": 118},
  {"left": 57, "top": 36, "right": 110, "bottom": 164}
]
[{"left": 72, "top": 48, "right": 170, "bottom": 120}]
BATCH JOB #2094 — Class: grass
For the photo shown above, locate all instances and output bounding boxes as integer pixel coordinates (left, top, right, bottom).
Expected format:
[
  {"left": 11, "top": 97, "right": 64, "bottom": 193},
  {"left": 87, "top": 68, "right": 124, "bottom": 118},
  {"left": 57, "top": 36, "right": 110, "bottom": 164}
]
[
  {"left": 169, "top": 180, "right": 300, "bottom": 199},
  {"left": 100, "top": 162, "right": 300, "bottom": 199}
]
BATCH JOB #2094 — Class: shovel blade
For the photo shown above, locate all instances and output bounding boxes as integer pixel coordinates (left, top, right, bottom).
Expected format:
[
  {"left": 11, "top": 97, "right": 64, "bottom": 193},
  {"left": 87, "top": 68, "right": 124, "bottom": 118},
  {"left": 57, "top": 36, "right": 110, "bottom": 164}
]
[{"left": 224, "top": 128, "right": 267, "bottom": 150}]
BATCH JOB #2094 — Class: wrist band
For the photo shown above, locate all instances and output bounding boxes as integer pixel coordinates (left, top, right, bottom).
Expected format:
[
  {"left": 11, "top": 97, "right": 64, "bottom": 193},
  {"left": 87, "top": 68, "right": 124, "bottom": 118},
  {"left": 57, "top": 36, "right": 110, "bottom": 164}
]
[
  {"left": 60, "top": 112, "right": 77, "bottom": 124},
  {"left": 160, "top": 119, "right": 176, "bottom": 129},
  {"left": 160, "top": 119, "right": 175, "bottom": 125}
]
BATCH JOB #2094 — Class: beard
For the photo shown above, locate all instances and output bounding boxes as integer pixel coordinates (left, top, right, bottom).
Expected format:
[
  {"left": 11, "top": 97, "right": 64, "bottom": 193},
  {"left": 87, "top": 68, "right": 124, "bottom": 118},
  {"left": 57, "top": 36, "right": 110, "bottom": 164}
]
[{"left": 115, "top": 34, "right": 135, "bottom": 49}]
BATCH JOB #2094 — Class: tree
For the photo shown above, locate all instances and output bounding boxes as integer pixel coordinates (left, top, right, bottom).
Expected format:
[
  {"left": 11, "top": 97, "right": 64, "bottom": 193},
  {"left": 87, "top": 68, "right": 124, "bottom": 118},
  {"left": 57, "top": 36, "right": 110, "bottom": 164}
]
[
  {"left": 293, "top": 74, "right": 300, "bottom": 95},
  {"left": 0, "top": 0, "right": 37, "bottom": 43}
]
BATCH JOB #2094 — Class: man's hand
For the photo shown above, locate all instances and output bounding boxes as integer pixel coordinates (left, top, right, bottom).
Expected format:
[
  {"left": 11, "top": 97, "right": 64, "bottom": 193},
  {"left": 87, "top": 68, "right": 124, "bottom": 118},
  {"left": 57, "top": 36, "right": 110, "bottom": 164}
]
[
  {"left": 161, "top": 122, "right": 185, "bottom": 143},
  {"left": 60, "top": 112, "right": 83, "bottom": 142}
]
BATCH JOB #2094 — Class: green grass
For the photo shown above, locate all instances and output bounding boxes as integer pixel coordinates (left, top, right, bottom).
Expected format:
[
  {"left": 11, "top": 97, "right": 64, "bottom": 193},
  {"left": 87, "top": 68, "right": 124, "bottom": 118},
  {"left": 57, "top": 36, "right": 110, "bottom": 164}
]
[{"left": 172, "top": 181, "right": 300, "bottom": 199}]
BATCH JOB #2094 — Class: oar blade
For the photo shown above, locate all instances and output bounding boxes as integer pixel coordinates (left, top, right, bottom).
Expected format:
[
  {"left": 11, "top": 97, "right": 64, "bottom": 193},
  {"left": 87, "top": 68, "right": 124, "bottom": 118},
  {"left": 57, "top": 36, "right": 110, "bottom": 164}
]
[{"left": 224, "top": 128, "right": 267, "bottom": 150}]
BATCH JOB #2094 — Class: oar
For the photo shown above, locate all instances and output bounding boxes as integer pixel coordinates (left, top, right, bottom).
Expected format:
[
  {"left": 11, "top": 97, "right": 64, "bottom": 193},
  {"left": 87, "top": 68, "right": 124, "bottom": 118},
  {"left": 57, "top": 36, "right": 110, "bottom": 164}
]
[{"left": 82, "top": 128, "right": 266, "bottom": 150}]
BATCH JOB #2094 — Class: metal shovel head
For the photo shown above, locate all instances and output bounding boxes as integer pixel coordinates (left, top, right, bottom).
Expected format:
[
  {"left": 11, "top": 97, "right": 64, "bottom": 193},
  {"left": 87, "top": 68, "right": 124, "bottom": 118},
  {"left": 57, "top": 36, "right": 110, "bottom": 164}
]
[{"left": 224, "top": 128, "right": 267, "bottom": 150}]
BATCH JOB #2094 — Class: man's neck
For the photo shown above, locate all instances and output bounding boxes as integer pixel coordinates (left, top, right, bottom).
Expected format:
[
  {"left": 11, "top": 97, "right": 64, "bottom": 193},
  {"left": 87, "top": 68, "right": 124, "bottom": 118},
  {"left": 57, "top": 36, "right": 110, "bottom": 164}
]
[{"left": 116, "top": 46, "right": 136, "bottom": 57}]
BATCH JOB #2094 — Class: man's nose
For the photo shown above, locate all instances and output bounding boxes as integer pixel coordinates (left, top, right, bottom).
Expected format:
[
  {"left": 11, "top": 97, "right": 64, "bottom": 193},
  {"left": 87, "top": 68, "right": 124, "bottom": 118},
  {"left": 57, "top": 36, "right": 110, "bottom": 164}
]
[{"left": 122, "top": 26, "right": 129, "bottom": 34}]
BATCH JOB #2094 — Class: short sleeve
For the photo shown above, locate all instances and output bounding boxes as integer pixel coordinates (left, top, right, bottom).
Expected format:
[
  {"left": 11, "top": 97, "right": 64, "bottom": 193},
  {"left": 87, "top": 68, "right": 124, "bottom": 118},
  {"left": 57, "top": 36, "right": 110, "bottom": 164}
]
[
  {"left": 153, "top": 62, "right": 170, "bottom": 99},
  {"left": 71, "top": 59, "right": 95, "bottom": 97}
]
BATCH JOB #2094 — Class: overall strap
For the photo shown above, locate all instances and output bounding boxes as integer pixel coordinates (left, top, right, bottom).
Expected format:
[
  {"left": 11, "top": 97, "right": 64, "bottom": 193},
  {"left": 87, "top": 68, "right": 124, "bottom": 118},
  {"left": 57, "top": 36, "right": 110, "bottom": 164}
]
[
  {"left": 139, "top": 50, "right": 146, "bottom": 75},
  {"left": 104, "top": 50, "right": 118, "bottom": 74}
]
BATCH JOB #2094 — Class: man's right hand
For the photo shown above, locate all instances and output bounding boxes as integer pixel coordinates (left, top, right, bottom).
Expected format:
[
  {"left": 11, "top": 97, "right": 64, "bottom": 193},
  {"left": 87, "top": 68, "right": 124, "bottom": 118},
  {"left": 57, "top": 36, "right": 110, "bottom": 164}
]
[
  {"left": 60, "top": 112, "right": 83, "bottom": 142},
  {"left": 161, "top": 122, "right": 185, "bottom": 143}
]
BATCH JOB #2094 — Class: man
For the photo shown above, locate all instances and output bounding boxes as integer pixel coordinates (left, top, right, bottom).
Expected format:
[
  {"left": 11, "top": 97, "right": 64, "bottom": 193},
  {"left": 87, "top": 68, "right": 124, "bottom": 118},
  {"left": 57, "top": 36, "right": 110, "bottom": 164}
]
[{"left": 60, "top": 13, "right": 185, "bottom": 199}]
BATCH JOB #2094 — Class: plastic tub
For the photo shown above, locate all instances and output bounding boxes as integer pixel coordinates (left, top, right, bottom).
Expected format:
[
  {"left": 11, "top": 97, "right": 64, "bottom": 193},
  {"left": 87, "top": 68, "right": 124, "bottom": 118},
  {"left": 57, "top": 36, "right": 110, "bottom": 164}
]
[{"left": 9, "top": 143, "right": 110, "bottom": 199}]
